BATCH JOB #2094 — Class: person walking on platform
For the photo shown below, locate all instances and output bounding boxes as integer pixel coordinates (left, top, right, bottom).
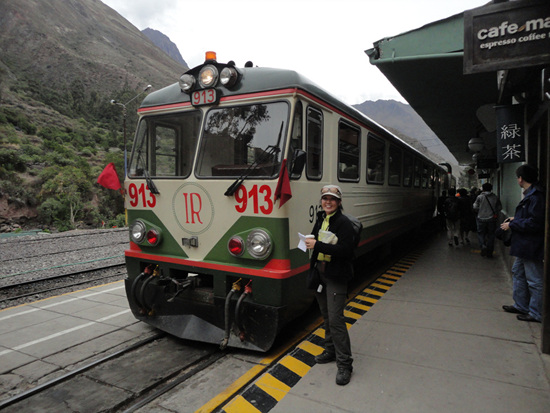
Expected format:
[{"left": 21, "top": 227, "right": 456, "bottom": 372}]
[
  {"left": 436, "top": 190, "right": 448, "bottom": 231},
  {"left": 457, "top": 188, "right": 475, "bottom": 245},
  {"left": 473, "top": 183, "right": 502, "bottom": 258},
  {"left": 443, "top": 188, "right": 460, "bottom": 246},
  {"left": 500, "top": 164, "right": 545, "bottom": 323},
  {"left": 305, "top": 184, "right": 354, "bottom": 385}
]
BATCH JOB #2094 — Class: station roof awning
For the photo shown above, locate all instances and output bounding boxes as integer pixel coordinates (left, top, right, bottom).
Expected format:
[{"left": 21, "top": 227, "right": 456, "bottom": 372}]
[{"left": 366, "top": 12, "right": 499, "bottom": 167}]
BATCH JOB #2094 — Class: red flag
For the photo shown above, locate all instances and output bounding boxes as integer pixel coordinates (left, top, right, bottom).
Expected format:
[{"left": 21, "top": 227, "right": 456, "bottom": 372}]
[
  {"left": 97, "top": 162, "right": 121, "bottom": 190},
  {"left": 274, "top": 159, "right": 292, "bottom": 207}
]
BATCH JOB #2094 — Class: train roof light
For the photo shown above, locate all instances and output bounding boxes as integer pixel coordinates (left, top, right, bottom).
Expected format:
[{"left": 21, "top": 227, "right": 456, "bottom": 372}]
[
  {"left": 228, "top": 236, "right": 245, "bottom": 257},
  {"left": 179, "top": 74, "right": 195, "bottom": 92},
  {"left": 198, "top": 65, "right": 218, "bottom": 88},
  {"left": 205, "top": 51, "right": 217, "bottom": 61},
  {"left": 220, "top": 66, "right": 238, "bottom": 88},
  {"left": 247, "top": 229, "right": 272, "bottom": 259}
]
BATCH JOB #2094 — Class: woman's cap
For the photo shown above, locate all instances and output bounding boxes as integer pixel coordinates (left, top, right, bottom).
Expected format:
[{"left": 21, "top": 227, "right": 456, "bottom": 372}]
[{"left": 320, "top": 185, "right": 342, "bottom": 199}]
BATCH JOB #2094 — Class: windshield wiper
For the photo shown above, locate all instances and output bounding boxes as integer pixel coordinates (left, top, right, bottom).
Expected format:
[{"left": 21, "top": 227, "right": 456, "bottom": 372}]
[
  {"left": 224, "top": 121, "right": 283, "bottom": 196},
  {"left": 136, "top": 148, "right": 160, "bottom": 195}
]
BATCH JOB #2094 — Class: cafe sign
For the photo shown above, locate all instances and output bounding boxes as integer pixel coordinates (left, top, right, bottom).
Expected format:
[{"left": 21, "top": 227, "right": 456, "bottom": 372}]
[{"left": 464, "top": 1, "right": 550, "bottom": 74}]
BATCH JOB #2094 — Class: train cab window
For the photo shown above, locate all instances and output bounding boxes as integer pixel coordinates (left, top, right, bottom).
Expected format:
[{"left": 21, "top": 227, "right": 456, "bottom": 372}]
[
  {"left": 403, "top": 153, "right": 413, "bottom": 187},
  {"left": 422, "top": 163, "right": 429, "bottom": 188},
  {"left": 289, "top": 101, "right": 303, "bottom": 179},
  {"left": 413, "top": 159, "right": 421, "bottom": 187},
  {"left": 367, "top": 134, "right": 385, "bottom": 184},
  {"left": 388, "top": 145, "right": 402, "bottom": 186},
  {"left": 129, "top": 111, "right": 201, "bottom": 178},
  {"left": 338, "top": 121, "right": 360, "bottom": 181},
  {"left": 196, "top": 102, "right": 288, "bottom": 178},
  {"left": 306, "top": 107, "right": 323, "bottom": 180}
]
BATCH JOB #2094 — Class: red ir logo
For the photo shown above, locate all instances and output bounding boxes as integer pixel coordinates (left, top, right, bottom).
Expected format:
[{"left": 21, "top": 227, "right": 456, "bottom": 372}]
[{"left": 173, "top": 183, "right": 214, "bottom": 235}]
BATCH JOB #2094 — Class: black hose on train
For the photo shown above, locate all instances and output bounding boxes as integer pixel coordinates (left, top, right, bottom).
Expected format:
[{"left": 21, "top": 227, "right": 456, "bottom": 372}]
[
  {"left": 220, "top": 279, "right": 242, "bottom": 350},
  {"left": 235, "top": 281, "right": 252, "bottom": 342},
  {"left": 130, "top": 271, "right": 148, "bottom": 312}
]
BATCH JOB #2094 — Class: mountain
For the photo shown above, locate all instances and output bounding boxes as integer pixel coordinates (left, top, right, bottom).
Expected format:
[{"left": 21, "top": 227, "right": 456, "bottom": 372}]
[
  {"left": 142, "top": 28, "right": 188, "bottom": 67},
  {"left": 0, "top": 0, "right": 188, "bottom": 104},
  {"left": 0, "top": 0, "right": 190, "bottom": 231},
  {"left": 353, "top": 100, "right": 458, "bottom": 168}
]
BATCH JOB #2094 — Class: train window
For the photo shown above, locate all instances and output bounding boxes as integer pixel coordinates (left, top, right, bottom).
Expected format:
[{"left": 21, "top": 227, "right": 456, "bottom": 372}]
[
  {"left": 306, "top": 107, "right": 323, "bottom": 180},
  {"left": 388, "top": 145, "right": 402, "bottom": 186},
  {"left": 196, "top": 102, "right": 288, "bottom": 178},
  {"left": 413, "top": 159, "right": 421, "bottom": 187},
  {"left": 289, "top": 101, "right": 303, "bottom": 179},
  {"left": 403, "top": 153, "right": 413, "bottom": 187},
  {"left": 129, "top": 111, "right": 201, "bottom": 178},
  {"left": 422, "top": 163, "right": 429, "bottom": 188},
  {"left": 367, "top": 134, "right": 385, "bottom": 184},
  {"left": 338, "top": 121, "right": 360, "bottom": 181}
]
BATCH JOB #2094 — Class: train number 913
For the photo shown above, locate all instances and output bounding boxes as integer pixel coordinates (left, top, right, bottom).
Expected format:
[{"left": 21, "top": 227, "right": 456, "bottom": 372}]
[
  {"left": 235, "top": 184, "right": 273, "bottom": 215},
  {"left": 128, "top": 183, "right": 157, "bottom": 208}
]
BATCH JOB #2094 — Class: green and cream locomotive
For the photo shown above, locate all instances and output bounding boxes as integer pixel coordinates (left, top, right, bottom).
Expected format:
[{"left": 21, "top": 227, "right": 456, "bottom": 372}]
[{"left": 124, "top": 52, "right": 448, "bottom": 351}]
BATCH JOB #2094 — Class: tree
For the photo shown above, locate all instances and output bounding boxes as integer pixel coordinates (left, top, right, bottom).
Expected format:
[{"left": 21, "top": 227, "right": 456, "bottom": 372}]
[{"left": 40, "top": 165, "right": 93, "bottom": 228}]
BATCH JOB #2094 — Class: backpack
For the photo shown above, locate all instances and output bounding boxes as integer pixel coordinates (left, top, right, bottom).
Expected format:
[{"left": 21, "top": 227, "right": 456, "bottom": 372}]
[
  {"left": 444, "top": 197, "right": 459, "bottom": 221},
  {"left": 344, "top": 214, "right": 363, "bottom": 248}
]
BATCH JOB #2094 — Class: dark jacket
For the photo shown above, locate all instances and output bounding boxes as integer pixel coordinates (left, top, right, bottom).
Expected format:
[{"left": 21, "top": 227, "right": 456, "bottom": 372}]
[
  {"left": 509, "top": 184, "right": 545, "bottom": 261},
  {"left": 309, "top": 209, "right": 355, "bottom": 281}
]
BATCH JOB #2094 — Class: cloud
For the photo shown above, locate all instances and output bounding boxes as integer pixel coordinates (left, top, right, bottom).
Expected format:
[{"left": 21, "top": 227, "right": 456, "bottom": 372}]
[{"left": 101, "top": 0, "right": 489, "bottom": 104}]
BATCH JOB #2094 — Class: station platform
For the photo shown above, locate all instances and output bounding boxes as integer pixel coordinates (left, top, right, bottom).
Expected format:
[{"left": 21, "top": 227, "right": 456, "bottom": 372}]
[{"left": 231, "top": 232, "right": 550, "bottom": 413}]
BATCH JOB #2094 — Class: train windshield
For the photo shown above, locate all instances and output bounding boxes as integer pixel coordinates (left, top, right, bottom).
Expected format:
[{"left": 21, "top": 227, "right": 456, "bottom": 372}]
[
  {"left": 129, "top": 111, "right": 202, "bottom": 178},
  {"left": 195, "top": 102, "right": 288, "bottom": 178}
]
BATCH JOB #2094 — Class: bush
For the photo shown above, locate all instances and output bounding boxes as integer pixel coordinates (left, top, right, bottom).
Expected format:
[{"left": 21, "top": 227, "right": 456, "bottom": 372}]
[
  {"left": 0, "top": 107, "right": 37, "bottom": 135},
  {"left": 0, "top": 148, "right": 27, "bottom": 173}
]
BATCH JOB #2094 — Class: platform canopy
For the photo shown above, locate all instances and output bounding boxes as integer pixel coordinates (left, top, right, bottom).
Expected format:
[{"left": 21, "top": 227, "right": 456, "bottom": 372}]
[{"left": 366, "top": 12, "right": 499, "bottom": 167}]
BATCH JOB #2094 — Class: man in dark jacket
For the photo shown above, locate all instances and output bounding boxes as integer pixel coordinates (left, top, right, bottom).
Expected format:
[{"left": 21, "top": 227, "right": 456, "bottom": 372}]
[
  {"left": 500, "top": 164, "right": 545, "bottom": 323},
  {"left": 305, "top": 184, "right": 355, "bottom": 385}
]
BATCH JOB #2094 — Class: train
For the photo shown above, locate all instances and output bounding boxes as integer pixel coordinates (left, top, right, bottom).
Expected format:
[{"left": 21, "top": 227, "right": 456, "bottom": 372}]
[{"left": 123, "top": 52, "right": 451, "bottom": 351}]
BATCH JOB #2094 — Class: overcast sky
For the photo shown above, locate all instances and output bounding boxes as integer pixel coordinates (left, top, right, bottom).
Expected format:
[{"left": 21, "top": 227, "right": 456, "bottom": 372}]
[{"left": 101, "top": 0, "right": 488, "bottom": 105}]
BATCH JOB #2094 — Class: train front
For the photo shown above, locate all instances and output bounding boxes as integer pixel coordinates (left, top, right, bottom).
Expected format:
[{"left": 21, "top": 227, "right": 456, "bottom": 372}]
[{"left": 123, "top": 54, "right": 311, "bottom": 351}]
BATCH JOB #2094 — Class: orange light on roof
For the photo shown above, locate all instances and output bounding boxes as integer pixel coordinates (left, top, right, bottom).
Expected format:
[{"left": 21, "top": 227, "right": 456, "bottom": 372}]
[{"left": 205, "top": 51, "right": 217, "bottom": 61}]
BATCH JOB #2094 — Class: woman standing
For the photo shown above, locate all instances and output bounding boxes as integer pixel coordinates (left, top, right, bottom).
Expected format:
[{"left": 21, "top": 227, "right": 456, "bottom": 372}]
[{"left": 305, "top": 184, "right": 355, "bottom": 385}]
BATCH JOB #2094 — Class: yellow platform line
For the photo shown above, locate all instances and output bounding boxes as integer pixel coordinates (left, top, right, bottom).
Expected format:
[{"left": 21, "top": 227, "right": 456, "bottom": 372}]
[
  {"left": 298, "top": 340, "right": 324, "bottom": 356},
  {"left": 371, "top": 282, "right": 390, "bottom": 291},
  {"left": 313, "top": 328, "right": 325, "bottom": 339},
  {"left": 255, "top": 373, "right": 291, "bottom": 402},
  {"left": 386, "top": 270, "right": 405, "bottom": 276},
  {"left": 223, "top": 395, "right": 262, "bottom": 413},
  {"left": 279, "top": 355, "right": 311, "bottom": 377},
  {"left": 348, "top": 301, "right": 371, "bottom": 311},
  {"left": 363, "top": 288, "right": 385, "bottom": 297},
  {"left": 356, "top": 294, "right": 379, "bottom": 304},
  {"left": 344, "top": 309, "right": 362, "bottom": 320}
]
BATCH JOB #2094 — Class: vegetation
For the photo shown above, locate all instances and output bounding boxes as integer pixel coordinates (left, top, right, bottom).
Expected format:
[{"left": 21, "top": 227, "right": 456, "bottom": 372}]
[{"left": 0, "top": 83, "right": 144, "bottom": 231}]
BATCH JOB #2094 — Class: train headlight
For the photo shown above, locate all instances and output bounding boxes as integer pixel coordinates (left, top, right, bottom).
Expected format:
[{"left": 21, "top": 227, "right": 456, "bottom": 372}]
[
  {"left": 246, "top": 230, "right": 272, "bottom": 259},
  {"left": 220, "top": 67, "right": 238, "bottom": 88},
  {"left": 198, "top": 65, "right": 218, "bottom": 88},
  {"left": 146, "top": 229, "right": 161, "bottom": 246},
  {"left": 179, "top": 74, "right": 195, "bottom": 92},
  {"left": 129, "top": 220, "right": 146, "bottom": 243},
  {"left": 228, "top": 236, "right": 245, "bottom": 257}
]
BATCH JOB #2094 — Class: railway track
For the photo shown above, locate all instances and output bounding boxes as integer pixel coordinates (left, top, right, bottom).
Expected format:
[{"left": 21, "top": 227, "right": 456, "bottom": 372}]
[
  {"left": 0, "top": 228, "right": 129, "bottom": 308},
  {"left": 0, "top": 333, "right": 231, "bottom": 412},
  {"left": 0, "top": 263, "right": 127, "bottom": 307}
]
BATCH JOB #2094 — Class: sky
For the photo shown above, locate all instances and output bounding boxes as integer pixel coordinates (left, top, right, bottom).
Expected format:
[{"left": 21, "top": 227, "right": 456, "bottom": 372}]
[{"left": 101, "top": 0, "right": 488, "bottom": 105}]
